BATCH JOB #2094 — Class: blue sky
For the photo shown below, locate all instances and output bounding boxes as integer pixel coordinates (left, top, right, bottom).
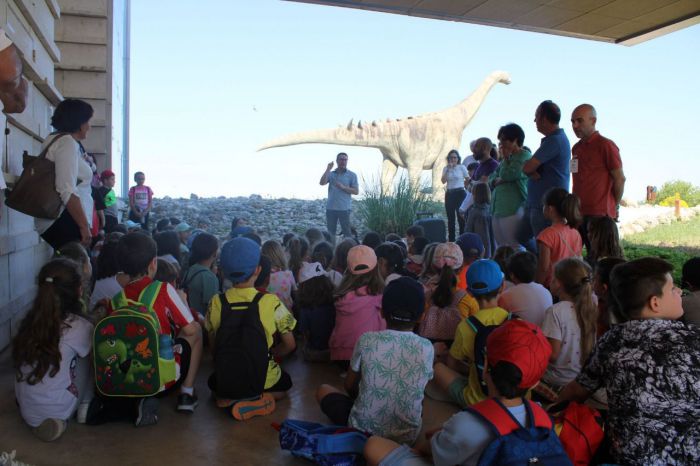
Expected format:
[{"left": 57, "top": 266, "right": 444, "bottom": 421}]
[{"left": 130, "top": 1, "right": 700, "bottom": 201}]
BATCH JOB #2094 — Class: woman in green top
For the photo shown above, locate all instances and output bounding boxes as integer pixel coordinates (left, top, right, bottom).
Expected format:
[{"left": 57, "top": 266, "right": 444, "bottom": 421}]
[{"left": 490, "top": 123, "right": 531, "bottom": 249}]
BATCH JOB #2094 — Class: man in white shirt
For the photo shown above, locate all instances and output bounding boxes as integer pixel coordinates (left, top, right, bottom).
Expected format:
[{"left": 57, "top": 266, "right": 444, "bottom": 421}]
[{"left": 0, "top": 27, "right": 29, "bottom": 196}]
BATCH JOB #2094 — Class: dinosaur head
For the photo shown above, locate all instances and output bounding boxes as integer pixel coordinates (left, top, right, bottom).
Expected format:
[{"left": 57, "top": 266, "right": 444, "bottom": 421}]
[
  {"left": 97, "top": 338, "right": 127, "bottom": 365},
  {"left": 491, "top": 70, "right": 511, "bottom": 85}
]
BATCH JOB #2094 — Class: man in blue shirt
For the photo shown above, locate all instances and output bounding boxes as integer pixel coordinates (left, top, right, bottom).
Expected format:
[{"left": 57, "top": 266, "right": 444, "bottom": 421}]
[
  {"left": 519, "top": 100, "right": 571, "bottom": 252},
  {"left": 320, "top": 152, "right": 359, "bottom": 242}
]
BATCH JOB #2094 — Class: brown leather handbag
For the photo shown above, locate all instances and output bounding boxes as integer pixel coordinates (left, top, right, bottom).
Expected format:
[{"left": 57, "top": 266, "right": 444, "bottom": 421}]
[{"left": 5, "top": 133, "right": 71, "bottom": 219}]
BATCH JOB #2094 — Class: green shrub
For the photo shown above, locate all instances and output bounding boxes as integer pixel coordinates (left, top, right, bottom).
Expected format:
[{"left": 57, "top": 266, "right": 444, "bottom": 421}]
[
  {"left": 357, "top": 175, "right": 433, "bottom": 236},
  {"left": 654, "top": 180, "right": 700, "bottom": 207}
]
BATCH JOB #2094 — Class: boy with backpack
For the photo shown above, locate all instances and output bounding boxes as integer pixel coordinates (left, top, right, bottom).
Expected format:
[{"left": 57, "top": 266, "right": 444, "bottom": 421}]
[
  {"left": 364, "top": 319, "right": 571, "bottom": 466},
  {"left": 92, "top": 233, "right": 203, "bottom": 426},
  {"left": 205, "top": 237, "right": 297, "bottom": 420},
  {"left": 316, "top": 277, "right": 434, "bottom": 444},
  {"left": 432, "top": 259, "right": 511, "bottom": 408}
]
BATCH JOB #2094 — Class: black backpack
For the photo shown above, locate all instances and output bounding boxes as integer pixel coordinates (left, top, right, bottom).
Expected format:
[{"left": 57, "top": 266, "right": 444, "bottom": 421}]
[
  {"left": 213, "top": 292, "right": 270, "bottom": 399},
  {"left": 466, "top": 313, "right": 513, "bottom": 397}
]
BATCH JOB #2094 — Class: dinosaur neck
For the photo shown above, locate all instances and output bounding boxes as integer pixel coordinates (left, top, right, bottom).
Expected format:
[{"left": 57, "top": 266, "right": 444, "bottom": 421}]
[
  {"left": 259, "top": 126, "right": 384, "bottom": 151},
  {"left": 452, "top": 73, "right": 502, "bottom": 130}
]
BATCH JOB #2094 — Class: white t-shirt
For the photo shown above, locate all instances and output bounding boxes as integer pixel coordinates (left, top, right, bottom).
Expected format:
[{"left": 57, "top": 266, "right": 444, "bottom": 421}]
[
  {"left": 349, "top": 330, "right": 434, "bottom": 444},
  {"left": 34, "top": 134, "right": 94, "bottom": 233},
  {"left": 0, "top": 28, "right": 13, "bottom": 190},
  {"left": 443, "top": 164, "right": 469, "bottom": 190},
  {"left": 498, "top": 282, "right": 553, "bottom": 327},
  {"left": 541, "top": 301, "right": 582, "bottom": 387},
  {"left": 15, "top": 314, "right": 93, "bottom": 427},
  {"left": 89, "top": 275, "right": 122, "bottom": 310}
]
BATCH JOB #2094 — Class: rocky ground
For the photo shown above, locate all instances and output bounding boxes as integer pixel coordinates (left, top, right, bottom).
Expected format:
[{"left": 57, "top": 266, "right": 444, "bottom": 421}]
[{"left": 141, "top": 195, "right": 700, "bottom": 242}]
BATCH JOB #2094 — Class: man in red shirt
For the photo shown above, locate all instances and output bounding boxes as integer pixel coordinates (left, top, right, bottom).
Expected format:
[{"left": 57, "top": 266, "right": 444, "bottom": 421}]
[{"left": 570, "top": 104, "right": 626, "bottom": 251}]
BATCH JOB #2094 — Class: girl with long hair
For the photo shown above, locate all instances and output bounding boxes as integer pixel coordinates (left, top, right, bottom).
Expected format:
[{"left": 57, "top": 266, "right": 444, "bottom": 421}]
[
  {"left": 297, "top": 262, "right": 336, "bottom": 361},
  {"left": 286, "top": 235, "right": 310, "bottom": 283},
  {"left": 540, "top": 258, "right": 597, "bottom": 395},
  {"left": 13, "top": 258, "right": 94, "bottom": 441},
  {"left": 262, "top": 239, "right": 296, "bottom": 310},
  {"left": 587, "top": 216, "right": 624, "bottom": 265},
  {"left": 535, "top": 188, "right": 583, "bottom": 288},
  {"left": 329, "top": 246, "right": 385, "bottom": 365}
]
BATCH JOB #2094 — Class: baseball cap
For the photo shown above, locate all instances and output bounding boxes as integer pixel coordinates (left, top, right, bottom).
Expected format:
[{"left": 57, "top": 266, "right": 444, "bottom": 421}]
[
  {"left": 299, "top": 262, "right": 327, "bottom": 284},
  {"left": 174, "top": 222, "right": 191, "bottom": 233},
  {"left": 347, "top": 245, "right": 377, "bottom": 275},
  {"left": 433, "top": 242, "right": 464, "bottom": 269},
  {"left": 456, "top": 233, "right": 485, "bottom": 258},
  {"left": 220, "top": 237, "right": 261, "bottom": 284},
  {"left": 124, "top": 220, "right": 140, "bottom": 229},
  {"left": 382, "top": 277, "right": 425, "bottom": 322},
  {"left": 467, "top": 259, "right": 504, "bottom": 296},
  {"left": 486, "top": 319, "right": 552, "bottom": 389},
  {"left": 100, "top": 169, "right": 115, "bottom": 180}
]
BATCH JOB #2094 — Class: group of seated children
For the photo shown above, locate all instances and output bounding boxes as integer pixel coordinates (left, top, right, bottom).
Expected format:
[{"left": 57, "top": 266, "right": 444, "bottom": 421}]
[{"left": 10, "top": 210, "right": 700, "bottom": 465}]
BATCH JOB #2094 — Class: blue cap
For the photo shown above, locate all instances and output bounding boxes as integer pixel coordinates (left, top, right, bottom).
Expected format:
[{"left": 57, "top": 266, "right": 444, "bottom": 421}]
[
  {"left": 456, "top": 233, "right": 484, "bottom": 258},
  {"left": 467, "top": 259, "right": 504, "bottom": 296},
  {"left": 220, "top": 237, "right": 261, "bottom": 284},
  {"left": 174, "top": 222, "right": 191, "bottom": 233}
]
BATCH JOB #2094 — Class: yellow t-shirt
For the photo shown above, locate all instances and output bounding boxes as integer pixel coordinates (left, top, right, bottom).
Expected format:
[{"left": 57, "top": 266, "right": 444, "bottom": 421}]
[
  {"left": 206, "top": 287, "right": 296, "bottom": 389},
  {"left": 457, "top": 293, "right": 479, "bottom": 319},
  {"left": 449, "top": 306, "right": 510, "bottom": 406}
]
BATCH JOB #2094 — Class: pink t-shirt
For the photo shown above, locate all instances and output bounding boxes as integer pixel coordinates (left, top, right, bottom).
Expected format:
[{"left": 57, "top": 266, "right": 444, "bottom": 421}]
[
  {"left": 129, "top": 185, "right": 153, "bottom": 211},
  {"left": 329, "top": 286, "right": 385, "bottom": 361},
  {"left": 537, "top": 223, "right": 583, "bottom": 287},
  {"left": 267, "top": 270, "right": 296, "bottom": 310}
]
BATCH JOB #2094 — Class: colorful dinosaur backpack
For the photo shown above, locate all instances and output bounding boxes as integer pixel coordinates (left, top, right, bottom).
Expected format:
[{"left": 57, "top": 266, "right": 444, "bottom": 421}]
[
  {"left": 93, "top": 281, "right": 177, "bottom": 397},
  {"left": 468, "top": 398, "right": 573, "bottom": 466},
  {"left": 467, "top": 312, "right": 513, "bottom": 396},
  {"left": 276, "top": 419, "right": 369, "bottom": 466}
]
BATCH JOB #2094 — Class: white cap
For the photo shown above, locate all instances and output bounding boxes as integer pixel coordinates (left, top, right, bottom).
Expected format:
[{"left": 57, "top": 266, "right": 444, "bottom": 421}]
[{"left": 298, "top": 262, "right": 326, "bottom": 284}]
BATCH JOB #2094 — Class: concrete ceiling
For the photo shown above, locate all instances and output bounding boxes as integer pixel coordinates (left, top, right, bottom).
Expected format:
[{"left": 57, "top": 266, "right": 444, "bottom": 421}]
[{"left": 286, "top": 0, "right": 700, "bottom": 45}]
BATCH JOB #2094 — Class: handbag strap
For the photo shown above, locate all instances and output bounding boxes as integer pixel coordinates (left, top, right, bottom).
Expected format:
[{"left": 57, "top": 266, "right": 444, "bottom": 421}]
[
  {"left": 37, "top": 133, "right": 71, "bottom": 160},
  {"left": 556, "top": 229, "right": 577, "bottom": 256}
]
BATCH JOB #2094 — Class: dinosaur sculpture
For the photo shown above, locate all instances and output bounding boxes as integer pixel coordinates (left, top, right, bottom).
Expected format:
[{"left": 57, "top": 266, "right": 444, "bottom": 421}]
[{"left": 259, "top": 71, "right": 511, "bottom": 199}]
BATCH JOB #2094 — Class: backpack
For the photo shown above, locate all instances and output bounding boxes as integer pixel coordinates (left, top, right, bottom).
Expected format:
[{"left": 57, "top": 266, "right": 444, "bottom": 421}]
[
  {"left": 467, "top": 312, "right": 513, "bottom": 396},
  {"left": 93, "top": 281, "right": 177, "bottom": 396},
  {"left": 468, "top": 398, "right": 573, "bottom": 466},
  {"left": 551, "top": 402, "right": 605, "bottom": 465},
  {"left": 212, "top": 292, "right": 270, "bottom": 400},
  {"left": 276, "top": 419, "right": 369, "bottom": 466},
  {"left": 180, "top": 267, "right": 207, "bottom": 306}
]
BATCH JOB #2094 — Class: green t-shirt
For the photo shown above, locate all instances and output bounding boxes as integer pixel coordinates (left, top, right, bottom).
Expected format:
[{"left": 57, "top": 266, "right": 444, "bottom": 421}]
[{"left": 490, "top": 148, "right": 531, "bottom": 217}]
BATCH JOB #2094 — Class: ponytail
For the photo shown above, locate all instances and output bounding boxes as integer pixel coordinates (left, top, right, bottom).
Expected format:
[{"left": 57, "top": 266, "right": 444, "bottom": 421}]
[
  {"left": 432, "top": 265, "right": 457, "bottom": 308},
  {"left": 543, "top": 188, "right": 582, "bottom": 228}
]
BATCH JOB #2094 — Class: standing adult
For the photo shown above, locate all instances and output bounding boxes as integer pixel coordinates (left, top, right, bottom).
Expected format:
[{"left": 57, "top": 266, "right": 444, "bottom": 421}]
[
  {"left": 0, "top": 28, "right": 28, "bottom": 214},
  {"left": 441, "top": 150, "right": 469, "bottom": 242},
  {"left": 471, "top": 137, "right": 499, "bottom": 183},
  {"left": 490, "top": 123, "right": 531, "bottom": 249},
  {"left": 35, "top": 99, "right": 95, "bottom": 249},
  {"left": 570, "top": 104, "right": 626, "bottom": 251},
  {"left": 519, "top": 100, "right": 571, "bottom": 252},
  {"left": 320, "top": 152, "right": 358, "bottom": 243},
  {"left": 461, "top": 140, "right": 478, "bottom": 169}
]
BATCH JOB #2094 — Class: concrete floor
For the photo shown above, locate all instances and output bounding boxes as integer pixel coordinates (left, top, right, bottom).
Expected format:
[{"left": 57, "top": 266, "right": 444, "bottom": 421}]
[{"left": 0, "top": 348, "right": 458, "bottom": 466}]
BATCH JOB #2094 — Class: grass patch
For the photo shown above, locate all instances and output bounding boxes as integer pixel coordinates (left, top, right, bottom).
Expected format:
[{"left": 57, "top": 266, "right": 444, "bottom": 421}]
[
  {"left": 622, "top": 214, "right": 700, "bottom": 283},
  {"left": 357, "top": 176, "right": 433, "bottom": 235}
]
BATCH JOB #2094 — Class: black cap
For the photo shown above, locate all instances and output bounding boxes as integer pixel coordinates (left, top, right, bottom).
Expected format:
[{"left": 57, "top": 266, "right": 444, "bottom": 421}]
[{"left": 382, "top": 277, "right": 425, "bottom": 322}]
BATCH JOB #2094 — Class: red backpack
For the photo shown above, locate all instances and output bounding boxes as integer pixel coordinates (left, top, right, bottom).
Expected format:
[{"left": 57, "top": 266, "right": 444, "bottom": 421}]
[{"left": 552, "top": 402, "right": 605, "bottom": 465}]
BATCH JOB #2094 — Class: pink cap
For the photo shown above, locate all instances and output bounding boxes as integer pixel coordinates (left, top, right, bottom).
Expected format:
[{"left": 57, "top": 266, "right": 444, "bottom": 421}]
[{"left": 347, "top": 245, "right": 377, "bottom": 275}]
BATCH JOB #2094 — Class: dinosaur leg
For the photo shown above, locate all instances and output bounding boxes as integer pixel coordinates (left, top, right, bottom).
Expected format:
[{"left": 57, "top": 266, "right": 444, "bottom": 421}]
[
  {"left": 380, "top": 158, "right": 398, "bottom": 195},
  {"left": 406, "top": 163, "right": 423, "bottom": 193}
]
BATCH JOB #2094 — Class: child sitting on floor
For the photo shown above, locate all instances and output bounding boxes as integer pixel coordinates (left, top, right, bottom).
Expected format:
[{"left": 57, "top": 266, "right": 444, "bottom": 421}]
[
  {"left": 432, "top": 259, "right": 510, "bottom": 408},
  {"left": 262, "top": 239, "right": 296, "bottom": 310},
  {"left": 364, "top": 319, "right": 560, "bottom": 466},
  {"left": 592, "top": 256, "right": 626, "bottom": 336},
  {"left": 317, "top": 277, "right": 433, "bottom": 444},
  {"left": 13, "top": 259, "right": 95, "bottom": 442},
  {"left": 681, "top": 257, "right": 700, "bottom": 326},
  {"left": 498, "top": 251, "right": 553, "bottom": 327},
  {"left": 328, "top": 245, "right": 385, "bottom": 366},
  {"left": 556, "top": 257, "right": 700, "bottom": 465},
  {"left": 206, "top": 238, "right": 297, "bottom": 419},
  {"left": 297, "top": 262, "right": 336, "bottom": 362},
  {"left": 406, "top": 236, "right": 428, "bottom": 276}
]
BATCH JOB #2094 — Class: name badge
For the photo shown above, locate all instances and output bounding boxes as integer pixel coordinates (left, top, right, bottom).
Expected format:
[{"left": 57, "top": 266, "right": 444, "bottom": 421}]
[{"left": 570, "top": 158, "right": 579, "bottom": 174}]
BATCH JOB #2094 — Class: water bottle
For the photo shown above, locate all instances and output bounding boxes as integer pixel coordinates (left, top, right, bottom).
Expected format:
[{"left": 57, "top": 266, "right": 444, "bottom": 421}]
[{"left": 159, "top": 334, "right": 174, "bottom": 359}]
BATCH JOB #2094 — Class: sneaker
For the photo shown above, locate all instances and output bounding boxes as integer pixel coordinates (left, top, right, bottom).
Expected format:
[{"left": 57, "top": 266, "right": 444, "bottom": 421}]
[
  {"left": 32, "top": 418, "right": 67, "bottom": 442},
  {"left": 215, "top": 397, "right": 236, "bottom": 409},
  {"left": 76, "top": 399, "right": 92, "bottom": 424},
  {"left": 0, "top": 450, "right": 32, "bottom": 466},
  {"left": 135, "top": 397, "right": 159, "bottom": 427},
  {"left": 231, "top": 393, "right": 276, "bottom": 421},
  {"left": 176, "top": 392, "right": 199, "bottom": 413}
]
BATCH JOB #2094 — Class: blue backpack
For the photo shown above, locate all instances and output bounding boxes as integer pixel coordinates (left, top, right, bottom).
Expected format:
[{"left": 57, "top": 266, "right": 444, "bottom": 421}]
[
  {"left": 277, "top": 419, "right": 369, "bottom": 466},
  {"left": 468, "top": 398, "right": 573, "bottom": 466}
]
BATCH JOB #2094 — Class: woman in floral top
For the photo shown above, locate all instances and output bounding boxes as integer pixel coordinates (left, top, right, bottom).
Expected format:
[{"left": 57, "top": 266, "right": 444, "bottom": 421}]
[{"left": 556, "top": 257, "right": 700, "bottom": 465}]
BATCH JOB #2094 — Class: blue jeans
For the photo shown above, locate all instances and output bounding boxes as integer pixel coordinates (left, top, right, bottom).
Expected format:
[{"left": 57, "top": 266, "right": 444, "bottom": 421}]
[
  {"left": 326, "top": 209, "right": 352, "bottom": 242},
  {"left": 517, "top": 205, "right": 551, "bottom": 253}
]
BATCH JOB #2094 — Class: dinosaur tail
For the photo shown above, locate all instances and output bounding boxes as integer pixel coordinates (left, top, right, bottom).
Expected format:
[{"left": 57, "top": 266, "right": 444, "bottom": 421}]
[{"left": 258, "top": 125, "right": 379, "bottom": 151}]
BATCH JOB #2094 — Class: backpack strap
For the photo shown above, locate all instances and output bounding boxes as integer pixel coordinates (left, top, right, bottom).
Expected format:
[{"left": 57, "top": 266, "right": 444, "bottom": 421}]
[
  {"left": 468, "top": 398, "right": 523, "bottom": 437},
  {"left": 466, "top": 315, "right": 485, "bottom": 333},
  {"left": 526, "top": 399, "right": 553, "bottom": 430},
  {"left": 181, "top": 268, "right": 207, "bottom": 290},
  {"left": 138, "top": 280, "right": 163, "bottom": 309}
]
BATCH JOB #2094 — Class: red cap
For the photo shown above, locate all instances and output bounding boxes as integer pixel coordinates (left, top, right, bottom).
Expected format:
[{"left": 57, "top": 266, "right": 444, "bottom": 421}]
[
  {"left": 486, "top": 319, "right": 552, "bottom": 389},
  {"left": 100, "top": 169, "right": 115, "bottom": 180}
]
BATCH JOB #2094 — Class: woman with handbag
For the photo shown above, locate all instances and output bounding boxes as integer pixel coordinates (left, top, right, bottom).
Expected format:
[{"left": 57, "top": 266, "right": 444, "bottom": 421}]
[{"left": 35, "top": 99, "right": 94, "bottom": 250}]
